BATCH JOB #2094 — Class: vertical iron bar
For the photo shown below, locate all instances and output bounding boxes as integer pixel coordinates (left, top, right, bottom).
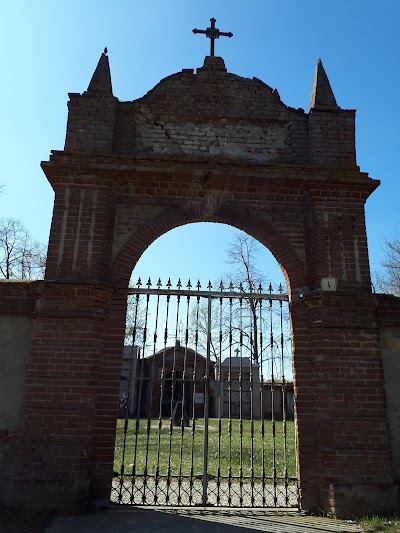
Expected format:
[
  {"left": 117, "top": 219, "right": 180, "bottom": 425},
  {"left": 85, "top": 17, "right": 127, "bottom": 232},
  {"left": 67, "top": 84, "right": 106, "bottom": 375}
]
[
  {"left": 155, "top": 293, "right": 171, "bottom": 502},
  {"left": 131, "top": 292, "right": 150, "bottom": 501},
  {"left": 142, "top": 292, "right": 161, "bottom": 503},
  {"left": 270, "top": 296, "right": 277, "bottom": 506},
  {"left": 239, "top": 296, "right": 243, "bottom": 506},
  {"left": 119, "top": 293, "right": 140, "bottom": 504},
  {"left": 280, "top": 298, "right": 289, "bottom": 506},
  {"left": 259, "top": 298, "right": 266, "bottom": 506},
  {"left": 216, "top": 294, "right": 223, "bottom": 505},
  {"left": 228, "top": 296, "right": 233, "bottom": 506},
  {"left": 202, "top": 295, "right": 212, "bottom": 506},
  {"left": 177, "top": 294, "right": 191, "bottom": 504},
  {"left": 249, "top": 297, "right": 255, "bottom": 506},
  {"left": 166, "top": 292, "right": 181, "bottom": 503},
  {"left": 189, "top": 294, "right": 200, "bottom": 505}
]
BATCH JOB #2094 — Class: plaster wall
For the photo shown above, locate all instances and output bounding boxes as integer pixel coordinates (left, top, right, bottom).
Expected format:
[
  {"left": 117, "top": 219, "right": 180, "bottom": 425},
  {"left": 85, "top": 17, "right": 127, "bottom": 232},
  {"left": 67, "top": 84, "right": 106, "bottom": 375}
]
[
  {"left": 381, "top": 327, "right": 400, "bottom": 480},
  {"left": 0, "top": 315, "right": 32, "bottom": 433}
]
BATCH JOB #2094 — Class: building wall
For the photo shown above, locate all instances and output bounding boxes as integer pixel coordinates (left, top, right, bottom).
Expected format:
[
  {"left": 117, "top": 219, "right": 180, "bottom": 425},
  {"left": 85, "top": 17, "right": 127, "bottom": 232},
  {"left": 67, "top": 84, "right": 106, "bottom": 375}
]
[{"left": 262, "top": 383, "right": 294, "bottom": 420}]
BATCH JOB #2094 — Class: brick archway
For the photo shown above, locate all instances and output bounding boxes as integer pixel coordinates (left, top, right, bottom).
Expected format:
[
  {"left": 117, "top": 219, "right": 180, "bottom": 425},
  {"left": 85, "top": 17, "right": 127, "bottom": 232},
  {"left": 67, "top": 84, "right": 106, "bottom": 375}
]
[
  {"left": 111, "top": 204, "right": 307, "bottom": 292},
  {"left": 96, "top": 207, "right": 312, "bottom": 509},
  {"left": 1, "top": 52, "right": 397, "bottom": 518}
]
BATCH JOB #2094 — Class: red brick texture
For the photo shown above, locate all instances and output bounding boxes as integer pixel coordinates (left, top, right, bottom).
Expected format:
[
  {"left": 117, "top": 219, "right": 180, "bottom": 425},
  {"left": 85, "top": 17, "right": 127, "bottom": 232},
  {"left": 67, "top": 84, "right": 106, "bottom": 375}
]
[
  {"left": 303, "top": 293, "right": 398, "bottom": 514},
  {"left": 1, "top": 55, "right": 398, "bottom": 517}
]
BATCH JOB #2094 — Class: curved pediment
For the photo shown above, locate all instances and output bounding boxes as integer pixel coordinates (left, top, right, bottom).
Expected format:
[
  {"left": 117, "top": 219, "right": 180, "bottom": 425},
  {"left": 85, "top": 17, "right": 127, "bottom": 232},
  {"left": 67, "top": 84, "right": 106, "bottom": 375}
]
[{"left": 113, "top": 57, "right": 309, "bottom": 164}]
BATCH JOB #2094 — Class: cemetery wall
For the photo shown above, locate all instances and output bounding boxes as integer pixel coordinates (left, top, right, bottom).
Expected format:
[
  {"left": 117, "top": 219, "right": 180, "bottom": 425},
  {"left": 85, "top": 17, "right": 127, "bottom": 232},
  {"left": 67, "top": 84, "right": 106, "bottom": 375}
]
[{"left": 377, "top": 295, "right": 400, "bottom": 481}]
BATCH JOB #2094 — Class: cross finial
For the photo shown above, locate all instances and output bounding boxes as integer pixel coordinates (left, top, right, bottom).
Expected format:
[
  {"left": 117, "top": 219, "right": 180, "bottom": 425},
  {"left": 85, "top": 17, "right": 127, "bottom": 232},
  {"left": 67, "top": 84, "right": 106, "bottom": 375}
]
[{"left": 193, "top": 18, "right": 233, "bottom": 57}]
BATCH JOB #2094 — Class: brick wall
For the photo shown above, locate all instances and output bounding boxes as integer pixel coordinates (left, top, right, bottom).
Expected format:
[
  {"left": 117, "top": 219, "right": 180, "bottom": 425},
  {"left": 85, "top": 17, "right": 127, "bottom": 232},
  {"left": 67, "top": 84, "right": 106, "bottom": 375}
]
[
  {"left": 0, "top": 282, "right": 115, "bottom": 510},
  {"left": 303, "top": 293, "right": 397, "bottom": 515},
  {"left": 309, "top": 110, "right": 356, "bottom": 166},
  {"left": 113, "top": 67, "right": 309, "bottom": 163},
  {"left": 65, "top": 93, "right": 118, "bottom": 154}
]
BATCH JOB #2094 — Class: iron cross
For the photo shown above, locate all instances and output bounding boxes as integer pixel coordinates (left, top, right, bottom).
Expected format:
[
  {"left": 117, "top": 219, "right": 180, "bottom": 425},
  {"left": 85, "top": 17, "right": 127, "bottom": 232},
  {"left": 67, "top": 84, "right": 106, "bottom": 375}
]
[{"left": 193, "top": 18, "right": 233, "bottom": 57}]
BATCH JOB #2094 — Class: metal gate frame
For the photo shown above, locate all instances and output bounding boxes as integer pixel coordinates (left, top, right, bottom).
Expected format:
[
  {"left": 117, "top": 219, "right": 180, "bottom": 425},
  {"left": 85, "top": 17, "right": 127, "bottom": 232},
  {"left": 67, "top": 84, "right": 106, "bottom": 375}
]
[{"left": 111, "top": 279, "right": 298, "bottom": 508}]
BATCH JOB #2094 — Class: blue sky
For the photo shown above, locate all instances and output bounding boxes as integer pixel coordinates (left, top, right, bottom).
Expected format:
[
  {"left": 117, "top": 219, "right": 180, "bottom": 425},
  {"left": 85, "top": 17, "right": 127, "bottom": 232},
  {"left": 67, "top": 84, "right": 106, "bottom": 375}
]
[{"left": 1, "top": 1, "right": 399, "bottom": 288}]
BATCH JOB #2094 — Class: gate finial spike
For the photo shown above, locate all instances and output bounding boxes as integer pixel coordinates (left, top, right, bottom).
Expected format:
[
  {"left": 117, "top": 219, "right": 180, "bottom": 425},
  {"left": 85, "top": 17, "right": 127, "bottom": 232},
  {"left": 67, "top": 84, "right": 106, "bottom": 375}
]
[
  {"left": 268, "top": 282, "right": 273, "bottom": 293},
  {"left": 229, "top": 280, "right": 234, "bottom": 291},
  {"left": 167, "top": 277, "right": 172, "bottom": 289},
  {"left": 196, "top": 279, "right": 201, "bottom": 290},
  {"left": 147, "top": 277, "right": 152, "bottom": 288},
  {"left": 258, "top": 282, "right": 263, "bottom": 293},
  {"left": 219, "top": 280, "right": 224, "bottom": 291},
  {"left": 136, "top": 277, "right": 142, "bottom": 288},
  {"left": 157, "top": 278, "right": 162, "bottom": 289},
  {"left": 207, "top": 280, "right": 213, "bottom": 290},
  {"left": 278, "top": 283, "right": 283, "bottom": 294},
  {"left": 239, "top": 282, "right": 244, "bottom": 292},
  {"left": 187, "top": 279, "right": 192, "bottom": 289},
  {"left": 177, "top": 278, "right": 182, "bottom": 289}
]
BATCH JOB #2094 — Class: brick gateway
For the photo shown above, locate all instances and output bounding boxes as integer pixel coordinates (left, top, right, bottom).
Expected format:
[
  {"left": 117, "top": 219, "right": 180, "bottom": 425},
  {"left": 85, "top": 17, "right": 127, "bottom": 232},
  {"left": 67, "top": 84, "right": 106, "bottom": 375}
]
[{"left": 0, "top": 50, "right": 398, "bottom": 517}]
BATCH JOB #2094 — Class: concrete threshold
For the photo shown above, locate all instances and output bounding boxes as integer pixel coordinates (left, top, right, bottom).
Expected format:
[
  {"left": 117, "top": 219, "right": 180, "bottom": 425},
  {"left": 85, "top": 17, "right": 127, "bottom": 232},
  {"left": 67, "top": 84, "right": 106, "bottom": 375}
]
[{"left": 45, "top": 506, "right": 363, "bottom": 532}]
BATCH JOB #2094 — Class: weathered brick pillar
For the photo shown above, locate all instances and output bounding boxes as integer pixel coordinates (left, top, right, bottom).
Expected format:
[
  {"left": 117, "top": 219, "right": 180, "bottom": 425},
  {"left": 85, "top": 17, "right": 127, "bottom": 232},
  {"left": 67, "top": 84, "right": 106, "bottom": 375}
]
[
  {"left": 290, "top": 299, "right": 322, "bottom": 513},
  {"left": 88, "top": 289, "right": 128, "bottom": 508},
  {"left": 304, "top": 292, "right": 398, "bottom": 516},
  {"left": 3, "top": 283, "right": 115, "bottom": 511}
]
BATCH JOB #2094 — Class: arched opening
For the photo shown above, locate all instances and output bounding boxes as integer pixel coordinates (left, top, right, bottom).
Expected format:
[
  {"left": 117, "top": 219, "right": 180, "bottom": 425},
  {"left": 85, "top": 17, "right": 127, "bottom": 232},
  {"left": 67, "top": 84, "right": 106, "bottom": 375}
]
[{"left": 111, "top": 222, "right": 299, "bottom": 508}]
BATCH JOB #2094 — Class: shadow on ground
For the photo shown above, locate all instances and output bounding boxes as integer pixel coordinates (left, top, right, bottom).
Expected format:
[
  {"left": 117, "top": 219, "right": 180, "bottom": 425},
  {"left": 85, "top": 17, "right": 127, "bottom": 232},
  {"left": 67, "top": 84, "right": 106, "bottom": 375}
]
[{"left": 38, "top": 507, "right": 363, "bottom": 533}]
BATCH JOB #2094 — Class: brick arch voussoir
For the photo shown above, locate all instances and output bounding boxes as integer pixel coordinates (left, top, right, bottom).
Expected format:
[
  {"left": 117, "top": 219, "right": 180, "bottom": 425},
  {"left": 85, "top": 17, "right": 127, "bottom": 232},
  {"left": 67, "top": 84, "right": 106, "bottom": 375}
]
[
  {"left": 214, "top": 205, "right": 307, "bottom": 292},
  {"left": 111, "top": 204, "right": 307, "bottom": 293}
]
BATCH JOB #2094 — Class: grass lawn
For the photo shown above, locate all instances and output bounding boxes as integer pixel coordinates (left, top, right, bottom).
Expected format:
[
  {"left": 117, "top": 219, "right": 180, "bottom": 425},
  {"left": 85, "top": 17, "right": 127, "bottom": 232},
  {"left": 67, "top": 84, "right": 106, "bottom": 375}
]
[
  {"left": 360, "top": 515, "right": 400, "bottom": 532},
  {"left": 114, "top": 418, "right": 296, "bottom": 479}
]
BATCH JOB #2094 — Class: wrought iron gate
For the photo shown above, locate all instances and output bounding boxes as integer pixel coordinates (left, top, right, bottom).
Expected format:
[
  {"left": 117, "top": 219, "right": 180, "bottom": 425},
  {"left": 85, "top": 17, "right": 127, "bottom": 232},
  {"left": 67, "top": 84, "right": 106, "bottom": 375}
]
[{"left": 111, "top": 279, "right": 298, "bottom": 507}]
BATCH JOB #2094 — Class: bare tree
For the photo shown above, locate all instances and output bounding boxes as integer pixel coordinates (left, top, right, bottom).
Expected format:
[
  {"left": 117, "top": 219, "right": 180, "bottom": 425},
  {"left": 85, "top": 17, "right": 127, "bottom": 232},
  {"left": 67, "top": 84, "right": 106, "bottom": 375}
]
[
  {"left": 225, "top": 233, "right": 266, "bottom": 363},
  {"left": 189, "top": 296, "right": 224, "bottom": 361},
  {"left": 374, "top": 231, "right": 400, "bottom": 297},
  {"left": 0, "top": 217, "right": 46, "bottom": 280},
  {"left": 189, "top": 233, "right": 284, "bottom": 366}
]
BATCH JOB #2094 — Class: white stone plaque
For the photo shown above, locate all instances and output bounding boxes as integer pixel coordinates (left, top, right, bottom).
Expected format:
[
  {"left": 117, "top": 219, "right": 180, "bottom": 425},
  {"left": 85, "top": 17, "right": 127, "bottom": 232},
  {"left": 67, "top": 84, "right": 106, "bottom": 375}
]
[{"left": 321, "top": 277, "right": 337, "bottom": 291}]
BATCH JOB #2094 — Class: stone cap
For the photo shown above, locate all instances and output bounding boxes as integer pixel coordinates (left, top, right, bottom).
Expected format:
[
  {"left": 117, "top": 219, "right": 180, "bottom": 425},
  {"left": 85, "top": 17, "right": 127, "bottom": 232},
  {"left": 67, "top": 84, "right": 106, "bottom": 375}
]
[{"left": 197, "top": 56, "right": 227, "bottom": 73}]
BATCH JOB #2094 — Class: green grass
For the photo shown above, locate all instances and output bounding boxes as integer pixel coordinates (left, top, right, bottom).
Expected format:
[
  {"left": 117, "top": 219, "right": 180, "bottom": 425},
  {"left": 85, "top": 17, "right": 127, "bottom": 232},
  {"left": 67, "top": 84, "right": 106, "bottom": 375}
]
[
  {"left": 360, "top": 514, "right": 400, "bottom": 532},
  {"left": 114, "top": 418, "right": 296, "bottom": 479}
]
